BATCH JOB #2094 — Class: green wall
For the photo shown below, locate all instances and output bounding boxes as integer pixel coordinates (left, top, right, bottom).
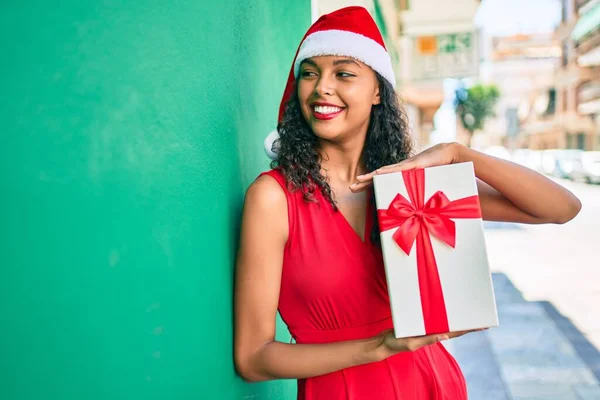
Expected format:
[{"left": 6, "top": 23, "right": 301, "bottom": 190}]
[{"left": 0, "top": 1, "right": 309, "bottom": 398}]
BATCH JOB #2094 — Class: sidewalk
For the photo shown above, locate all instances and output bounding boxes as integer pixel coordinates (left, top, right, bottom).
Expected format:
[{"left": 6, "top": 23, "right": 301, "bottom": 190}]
[{"left": 445, "top": 273, "right": 600, "bottom": 400}]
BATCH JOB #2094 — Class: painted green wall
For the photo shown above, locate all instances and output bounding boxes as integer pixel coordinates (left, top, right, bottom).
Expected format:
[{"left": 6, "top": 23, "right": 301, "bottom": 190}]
[{"left": 0, "top": 1, "right": 309, "bottom": 398}]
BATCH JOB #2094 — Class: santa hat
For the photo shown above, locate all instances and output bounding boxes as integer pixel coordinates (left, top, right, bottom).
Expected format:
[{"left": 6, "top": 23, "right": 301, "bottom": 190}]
[{"left": 264, "top": 6, "right": 396, "bottom": 160}]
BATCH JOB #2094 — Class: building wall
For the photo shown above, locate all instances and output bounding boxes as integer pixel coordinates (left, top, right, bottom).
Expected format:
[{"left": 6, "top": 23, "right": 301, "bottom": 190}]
[
  {"left": 399, "top": 0, "right": 479, "bottom": 82},
  {"left": 573, "top": 0, "right": 600, "bottom": 147},
  {"left": 397, "top": 0, "right": 480, "bottom": 148},
  {"left": 544, "top": 0, "right": 600, "bottom": 150},
  {"left": 399, "top": 0, "right": 479, "bottom": 36},
  {"left": 0, "top": 1, "right": 309, "bottom": 399},
  {"left": 478, "top": 34, "right": 560, "bottom": 149}
]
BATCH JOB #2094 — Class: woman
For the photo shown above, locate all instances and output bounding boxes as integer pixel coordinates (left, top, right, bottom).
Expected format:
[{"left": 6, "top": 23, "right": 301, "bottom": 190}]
[{"left": 234, "top": 6, "right": 581, "bottom": 399}]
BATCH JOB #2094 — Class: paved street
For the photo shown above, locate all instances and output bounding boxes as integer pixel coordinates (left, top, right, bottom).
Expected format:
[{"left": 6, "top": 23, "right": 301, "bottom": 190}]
[
  {"left": 445, "top": 177, "right": 600, "bottom": 400},
  {"left": 485, "top": 177, "right": 600, "bottom": 351}
]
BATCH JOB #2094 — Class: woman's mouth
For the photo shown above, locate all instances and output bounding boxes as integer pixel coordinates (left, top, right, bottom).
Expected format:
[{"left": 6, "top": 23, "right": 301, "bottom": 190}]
[{"left": 311, "top": 104, "right": 345, "bottom": 120}]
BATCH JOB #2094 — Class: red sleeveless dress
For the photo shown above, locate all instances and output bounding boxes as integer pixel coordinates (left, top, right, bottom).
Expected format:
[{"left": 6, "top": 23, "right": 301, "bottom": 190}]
[{"left": 258, "top": 169, "right": 467, "bottom": 400}]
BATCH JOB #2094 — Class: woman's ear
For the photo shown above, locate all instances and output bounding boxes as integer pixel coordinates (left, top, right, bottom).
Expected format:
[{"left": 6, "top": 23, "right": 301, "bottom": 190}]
[{"left": 373, "top": 88, "right": 381, "bottom": 105}]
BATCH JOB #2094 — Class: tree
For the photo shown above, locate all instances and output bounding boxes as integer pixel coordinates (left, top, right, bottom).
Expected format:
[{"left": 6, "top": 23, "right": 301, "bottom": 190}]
[{"left": 454, "top": 84, "right": 500, "bottom": 147}]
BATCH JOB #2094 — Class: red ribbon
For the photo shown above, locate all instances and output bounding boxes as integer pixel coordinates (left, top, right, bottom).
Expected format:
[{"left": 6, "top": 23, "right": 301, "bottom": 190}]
[{"left": 377, "top": 168, "right": 482, "bottom": 334}]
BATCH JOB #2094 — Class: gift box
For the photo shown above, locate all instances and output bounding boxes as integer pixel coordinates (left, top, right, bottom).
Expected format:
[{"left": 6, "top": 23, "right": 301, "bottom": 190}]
[{"left": 372, "top": 161, "right": 499, "bottom": 338}]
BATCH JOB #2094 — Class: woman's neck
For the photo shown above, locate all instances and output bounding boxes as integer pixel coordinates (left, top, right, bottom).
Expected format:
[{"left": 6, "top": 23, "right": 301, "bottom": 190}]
[{"left": 319, "top": 141, "right": 367, "bottom": 185}]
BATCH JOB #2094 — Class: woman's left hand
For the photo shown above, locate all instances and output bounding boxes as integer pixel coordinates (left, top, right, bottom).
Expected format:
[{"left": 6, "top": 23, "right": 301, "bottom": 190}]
[{"left": 350, "top": 142, "right": 461, "bottom": 193}]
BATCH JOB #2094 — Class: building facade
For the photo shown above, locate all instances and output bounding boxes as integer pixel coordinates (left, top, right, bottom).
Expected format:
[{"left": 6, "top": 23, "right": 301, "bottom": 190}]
[
  {"left": 479, "top": 34, "right": 560, "bottom": 150},
  {"left": 523, "top": 0, "right": 600, "bottom": 150},
  {"left": 397, "top": 0, "right": 481, "bottom": 149},
  {"left": 573, "top": 0, "right": 600, "bottom": 146}
]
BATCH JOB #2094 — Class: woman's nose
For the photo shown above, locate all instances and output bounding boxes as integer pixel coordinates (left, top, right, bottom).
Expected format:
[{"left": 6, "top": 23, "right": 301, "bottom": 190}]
[{"left": 314, "top": 75, "right": 335, "bottom": 97}]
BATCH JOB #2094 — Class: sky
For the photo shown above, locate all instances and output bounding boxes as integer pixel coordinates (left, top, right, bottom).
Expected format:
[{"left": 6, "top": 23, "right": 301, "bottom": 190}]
[{"left": 474, "top": 0, "right": 562, "bottom": 36}]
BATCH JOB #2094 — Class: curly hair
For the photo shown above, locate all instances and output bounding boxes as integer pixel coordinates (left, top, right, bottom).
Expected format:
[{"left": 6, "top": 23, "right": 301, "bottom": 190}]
[{"left": 270, "top": 72, "right": 414, "bottom": 244}]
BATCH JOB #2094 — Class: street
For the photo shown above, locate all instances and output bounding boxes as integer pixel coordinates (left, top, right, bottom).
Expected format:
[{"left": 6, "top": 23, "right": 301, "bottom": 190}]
[
  {"left": 485, "top": 177, "right": 600, "bottom": 350},
  {"left": 445, "top": 176, "right": 600, "bottom": 399}
]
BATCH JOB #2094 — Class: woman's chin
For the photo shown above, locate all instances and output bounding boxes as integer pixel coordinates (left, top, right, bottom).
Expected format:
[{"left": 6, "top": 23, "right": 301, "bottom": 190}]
[{"left": 310, "top": 124, "right": 345, "bottom": 141}]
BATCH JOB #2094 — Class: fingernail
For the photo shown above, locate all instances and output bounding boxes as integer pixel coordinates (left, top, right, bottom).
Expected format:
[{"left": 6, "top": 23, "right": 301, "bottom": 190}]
[
  {"left": 438, "top": 335, "right": 449, "bottom": 341},
  {"left": 350, "top": 182, "right": 359, "bottom": 187},
  {"left": 357, "top": 174, "right": 366, "bottom": 179}
]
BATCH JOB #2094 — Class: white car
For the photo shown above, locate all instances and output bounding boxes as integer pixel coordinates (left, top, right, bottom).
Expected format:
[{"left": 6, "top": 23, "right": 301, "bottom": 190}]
[
  {"left": 541, "top": 149, "right": 560, "bottom": 175},
  {"left": 540, "top": 149, "right": 582, "bottom": 178},
  {"left": 483, "top": 146, "right": 512, "bottom": 161},
  {"left": 511, "top": 149, "right": 543, "bottom": 172},
  {"left": 582, "top": 151, "right": 600, "bottom": 184}
]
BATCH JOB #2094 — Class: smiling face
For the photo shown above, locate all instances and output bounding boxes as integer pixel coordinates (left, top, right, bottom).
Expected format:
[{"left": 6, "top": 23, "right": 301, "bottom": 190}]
[{"left": 296, "top": 56, "right": 381, "bottom": 144}]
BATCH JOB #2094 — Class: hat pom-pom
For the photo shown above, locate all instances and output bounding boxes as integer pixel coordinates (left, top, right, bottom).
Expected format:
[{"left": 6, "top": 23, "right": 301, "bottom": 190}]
[{"left": 264, "top": 129, "right": 280, "bottom": 160}]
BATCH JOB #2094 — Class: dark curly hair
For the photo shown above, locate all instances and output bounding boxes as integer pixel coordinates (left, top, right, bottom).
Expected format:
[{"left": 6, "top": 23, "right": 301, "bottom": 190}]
[{"left": 270, "top": 72, "right": 414, "bottom": 244}]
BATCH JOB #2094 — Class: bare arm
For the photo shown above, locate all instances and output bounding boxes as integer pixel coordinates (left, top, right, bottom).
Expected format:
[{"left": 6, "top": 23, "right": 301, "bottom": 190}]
[
  {"left": 457, "top": 145, "right": 582, "bottom": 224},
  {"left": 352, "top": 142, "right": 582, "bottom": 225},
  {"left": 233, "top": 175, "right": 455, "bottom": 382},
  {"left": 233, "top": 175, "right": 380, "bottom": 382}
]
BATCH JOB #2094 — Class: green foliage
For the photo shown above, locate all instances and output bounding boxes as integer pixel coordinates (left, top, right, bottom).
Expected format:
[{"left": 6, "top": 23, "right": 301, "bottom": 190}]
[{"left": 455, "top": 84, "right": 500, "bottom": 134}]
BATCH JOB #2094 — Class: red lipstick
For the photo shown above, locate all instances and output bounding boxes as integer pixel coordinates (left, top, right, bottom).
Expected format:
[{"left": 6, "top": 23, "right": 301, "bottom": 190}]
[{"left": 311, "top": 102, "right": 345, "bottom": 121}]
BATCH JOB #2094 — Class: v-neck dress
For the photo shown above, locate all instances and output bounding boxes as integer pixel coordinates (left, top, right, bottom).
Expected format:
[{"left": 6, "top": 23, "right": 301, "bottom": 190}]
[{"left": 258, "top": 168, "right": 467, "bottom": 400}]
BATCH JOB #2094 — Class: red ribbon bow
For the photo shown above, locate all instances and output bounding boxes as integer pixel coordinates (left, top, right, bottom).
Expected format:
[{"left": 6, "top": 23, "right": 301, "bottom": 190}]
[{"left": 377, "top": 168, "right": 482, "bottom": 334}]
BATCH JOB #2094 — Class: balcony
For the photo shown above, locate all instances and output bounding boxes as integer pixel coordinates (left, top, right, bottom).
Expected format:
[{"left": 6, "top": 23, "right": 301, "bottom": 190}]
[
  {"left": 576, "top": 0, "right": 596, "bottom": 12},
  {"left": 578, "top": 79, "right": 600, "bottom": 102},
  {"left": 576, "top": 30, "right": 600, "bottom": 65},
  {"left": 572, "top": 2, "right": 600, "bottom": 43},
  {"left": 578, "top": 79, "right": 600, "bottom": 114},
  {"left": 555, "top": 62, "right": 597, "bottom": 87}
]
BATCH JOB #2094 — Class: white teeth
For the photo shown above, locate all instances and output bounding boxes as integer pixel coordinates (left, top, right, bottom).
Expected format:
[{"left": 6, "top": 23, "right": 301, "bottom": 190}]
[{"left": 314, "top": 105, "right": 343, "bottom": 114}]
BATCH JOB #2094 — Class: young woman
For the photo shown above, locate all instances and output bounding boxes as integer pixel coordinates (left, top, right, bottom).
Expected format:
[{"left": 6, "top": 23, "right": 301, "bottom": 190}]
[{"left": 234, "top": 6, "right": 581, "bottom": 399}]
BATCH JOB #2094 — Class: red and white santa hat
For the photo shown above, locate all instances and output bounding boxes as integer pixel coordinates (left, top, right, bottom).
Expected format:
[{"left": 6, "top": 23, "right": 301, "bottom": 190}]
[{"left": 264, "top": 6, "right": 396, "bottom": 159}]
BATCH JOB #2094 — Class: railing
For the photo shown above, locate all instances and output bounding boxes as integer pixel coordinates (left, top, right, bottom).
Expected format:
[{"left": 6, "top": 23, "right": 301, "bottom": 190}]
[
  {"left": 574, "top": 28, "right": 600, "bottom": 53},
  {"left": 576, "top": 0, "right": 595, "bottom": 13},
  {"left": 578, "top": 79, "right": 600, "bottom": 103}
]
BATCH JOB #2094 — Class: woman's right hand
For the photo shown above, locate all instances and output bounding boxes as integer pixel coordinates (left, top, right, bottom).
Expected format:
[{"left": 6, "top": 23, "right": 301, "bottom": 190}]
[{"left": 372, "top": 328, "right": 486, "bottom": 361}]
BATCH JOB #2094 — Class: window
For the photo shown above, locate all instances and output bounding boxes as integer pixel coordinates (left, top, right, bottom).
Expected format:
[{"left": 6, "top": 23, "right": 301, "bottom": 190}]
[{"left": 577, "top": 133, "right": 586, "bottom": 150}]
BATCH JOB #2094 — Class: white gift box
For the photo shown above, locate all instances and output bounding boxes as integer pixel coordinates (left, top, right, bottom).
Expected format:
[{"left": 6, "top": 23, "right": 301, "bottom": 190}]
[{"left": 372, "top": 162, "right": 499, "bottom": 338}]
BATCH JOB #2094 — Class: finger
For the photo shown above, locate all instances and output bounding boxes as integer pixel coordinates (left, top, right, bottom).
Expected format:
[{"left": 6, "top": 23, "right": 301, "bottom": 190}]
[
  {"left": 375, "top": 160, "right": 418, "bottom": 174},
  {"left": 351, "top": 159, "right": 420, "bottom": 191},
  {"left": 446, "top": 328, "right": 486, "bottom": 339},
  {"left": 376, "top": 162, "right": 405, "bottom": 172},
  {"left": 349, "top": 181, "right": 373, "bottom": 193},
  {"left": 375, "top": 163, "right": 400, "bottom": 171},
  {"left": 378, "top": 157, "right": 416, "bottom": 170},
  {"left": 407, "top": 333, "right": 449, "bottom": 350},
  {"left": 355, "top": 173, "right": 375, "bottom": 182}
]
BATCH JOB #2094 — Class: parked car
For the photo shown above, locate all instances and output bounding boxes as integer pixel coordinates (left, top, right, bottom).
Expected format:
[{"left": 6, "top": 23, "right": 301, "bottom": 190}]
[
  {"left": 483, "top": 146, "right": 512, "bottom": 161},
  {"left": 541, "top": 149, "right": 584, "bottom": 179},
  {"left": 541, "top": 150, "right": 560, "bottom": 175},
  {"left": 580, "top": 151, "right": 600, "bottom": 184},
  {"left": 511, "top": 149, "right": 543, "bottom": 172}
]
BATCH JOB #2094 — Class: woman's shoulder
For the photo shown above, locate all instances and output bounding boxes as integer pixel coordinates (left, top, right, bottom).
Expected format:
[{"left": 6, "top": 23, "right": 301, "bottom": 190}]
[
  {"left": 257, "top": 167, "right": 285, "bottom": 182},
  {"left": 243, "top": 169, "right": 292, "bottom": 238},
  {"left": 246, "top": 169, "right": 288, "bottom": 212}
]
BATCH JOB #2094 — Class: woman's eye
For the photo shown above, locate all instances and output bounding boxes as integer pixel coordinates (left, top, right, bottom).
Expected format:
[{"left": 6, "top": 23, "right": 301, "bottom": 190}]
[
  {"left": 301, "top": 71, "right": 317, "bottom": 77},
  {"left": 337, "top": 72, "right": 355, "bottom": 78}
]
